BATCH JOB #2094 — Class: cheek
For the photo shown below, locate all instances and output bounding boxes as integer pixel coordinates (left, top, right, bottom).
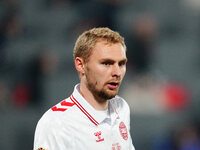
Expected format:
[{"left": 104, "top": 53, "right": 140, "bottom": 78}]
[
  {"left": 95, "top": 65, "right": 109, "bottom": 76},
  {"left": 121, "top": 67, "right": 126, "bottom": 77},
  {"left": 87, "top": 64, "right": 110, "bottom": 84},
  {"left": 87, "top": 68, "right": 104, "bottom": 83},
  {"left": 93, "top": 70, "right": 108, "bottom": 84}
]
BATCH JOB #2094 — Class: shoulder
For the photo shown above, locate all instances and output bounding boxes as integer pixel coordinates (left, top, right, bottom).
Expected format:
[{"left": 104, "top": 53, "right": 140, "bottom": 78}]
[
  {"left": 36, "top": 98, "right": 76, "bottom": 129},
  {"left": 110, "top": 95, "right": 130, "bottom": 112},
  {"left": 34, "top": 98, "right": 77, "bottom": 150},
  {"left": 110, "top": 95, "right": 130, "bottom": 116},
  {"left": 110, "top": 96, "right": 131, "bottom": 128}
]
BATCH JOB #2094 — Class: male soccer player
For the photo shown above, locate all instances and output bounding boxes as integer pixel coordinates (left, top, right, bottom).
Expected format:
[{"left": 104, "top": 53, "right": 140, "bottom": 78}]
[{"left": 33, "top": 27, "right": 135, "bottom": 150}]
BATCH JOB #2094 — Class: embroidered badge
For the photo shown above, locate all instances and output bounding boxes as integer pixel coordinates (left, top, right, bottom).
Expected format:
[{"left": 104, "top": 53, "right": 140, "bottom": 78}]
[
  {"left": 94, "top": 131, "right": 104, "bottom": 142},
  {"left": 119, "top": 121, "right": 128, "bottom": 140}
]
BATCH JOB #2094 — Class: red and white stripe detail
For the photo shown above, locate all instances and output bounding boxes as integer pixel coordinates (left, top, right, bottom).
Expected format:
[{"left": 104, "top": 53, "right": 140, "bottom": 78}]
[
  {"left": 51, "top": 100, "right": 75, "bottom": 112},
  {"left": 70, "top": 94, "right": 99, "bottom": 126}
]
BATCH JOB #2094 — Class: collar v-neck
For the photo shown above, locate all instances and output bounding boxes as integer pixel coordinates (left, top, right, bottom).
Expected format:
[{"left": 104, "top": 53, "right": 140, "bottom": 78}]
[{"left": 70, "top": 84, "right": 119, "bottom": 126}]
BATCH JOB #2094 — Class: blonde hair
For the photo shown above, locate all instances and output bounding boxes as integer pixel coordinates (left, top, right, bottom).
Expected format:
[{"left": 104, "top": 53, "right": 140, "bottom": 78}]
[{"left": 73, "top": 27, "right": 126, "bottom": 63}]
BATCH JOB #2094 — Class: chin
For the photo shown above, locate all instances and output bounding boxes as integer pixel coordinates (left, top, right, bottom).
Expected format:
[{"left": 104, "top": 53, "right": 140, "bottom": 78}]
[
  {"left": 108, "top": 89, "right": 118, "bottom": 96},
  {"left": 105, "top": 92, "right": 118, "bottom": 99}
]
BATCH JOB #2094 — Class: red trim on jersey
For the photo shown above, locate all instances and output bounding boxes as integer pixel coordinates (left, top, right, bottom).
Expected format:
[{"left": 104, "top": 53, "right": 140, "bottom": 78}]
[
  {"left": 51, "top": 100, "right": 74, "bottom": 112},
  {"left": 61, "top": 100, "right": 75, "bottom": 107},
  {"left": 51, "top": 106, "right": 67, "bottom": 111},
  {"left": 70, "top": 94, "right": 99, "bottom": 126}
]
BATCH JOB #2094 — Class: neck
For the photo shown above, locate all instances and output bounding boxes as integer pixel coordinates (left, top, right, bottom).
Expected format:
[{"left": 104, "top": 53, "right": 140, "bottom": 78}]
[{"left": 79, "top": 82, "right": 109, "bottom": 111}]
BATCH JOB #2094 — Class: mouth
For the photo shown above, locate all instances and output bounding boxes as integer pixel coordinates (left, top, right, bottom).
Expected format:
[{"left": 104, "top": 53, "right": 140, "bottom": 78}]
[{"left": 107, "top": 82, "right": 119, "bottom": 90}]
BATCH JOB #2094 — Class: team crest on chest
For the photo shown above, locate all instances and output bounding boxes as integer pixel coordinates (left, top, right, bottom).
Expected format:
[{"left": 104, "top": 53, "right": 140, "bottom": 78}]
[{"left": 119, "top": 121, "right": 128, "bottom": 140}]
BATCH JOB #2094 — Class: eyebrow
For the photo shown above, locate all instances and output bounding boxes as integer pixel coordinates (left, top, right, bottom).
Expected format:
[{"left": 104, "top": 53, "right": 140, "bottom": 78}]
[{"left": 99, "top": 58, "right": 127, "bottom": 63}]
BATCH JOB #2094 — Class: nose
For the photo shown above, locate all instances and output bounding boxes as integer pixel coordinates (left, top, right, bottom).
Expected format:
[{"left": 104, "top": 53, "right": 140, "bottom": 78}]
[{"left": 111, "top": 64, "right": 122, "bottom": 77}]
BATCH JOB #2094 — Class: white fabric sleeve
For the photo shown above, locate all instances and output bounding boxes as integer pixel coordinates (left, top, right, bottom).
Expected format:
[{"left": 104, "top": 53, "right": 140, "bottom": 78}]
[{"left": 33, "top": 114, "right": 73, "bottom": 150}]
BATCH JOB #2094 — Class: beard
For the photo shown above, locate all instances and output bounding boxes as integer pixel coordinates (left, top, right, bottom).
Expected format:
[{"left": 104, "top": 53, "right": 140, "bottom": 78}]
[{"left": 85, "top": 74, "right": 118, "bottom": 102}]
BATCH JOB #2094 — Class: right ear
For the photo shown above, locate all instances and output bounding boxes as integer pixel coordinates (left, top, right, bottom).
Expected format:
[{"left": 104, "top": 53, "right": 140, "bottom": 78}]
[{"left": 75, "top": 57, "right": 85, "bottom": 75}]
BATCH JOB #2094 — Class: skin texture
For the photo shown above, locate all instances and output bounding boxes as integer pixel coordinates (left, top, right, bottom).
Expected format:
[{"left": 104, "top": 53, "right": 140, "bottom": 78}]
[{"left": 75, "top": 40, "right": 127, "bottom": 110}]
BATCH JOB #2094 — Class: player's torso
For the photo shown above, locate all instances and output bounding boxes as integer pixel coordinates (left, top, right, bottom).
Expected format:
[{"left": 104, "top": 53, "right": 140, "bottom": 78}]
[{"left": 61, "top": 110, "right": 131, "bottom": 150}]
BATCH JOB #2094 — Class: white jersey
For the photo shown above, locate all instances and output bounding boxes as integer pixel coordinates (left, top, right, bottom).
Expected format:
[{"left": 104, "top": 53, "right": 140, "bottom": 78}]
[{"left": 34, "top": 84, "right": 135, "bottom": 150}]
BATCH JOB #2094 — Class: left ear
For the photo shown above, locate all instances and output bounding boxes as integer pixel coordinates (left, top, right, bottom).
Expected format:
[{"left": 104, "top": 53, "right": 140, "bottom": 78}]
[{"left": 75, "top": 57, "right": 85, "bottom": 75}]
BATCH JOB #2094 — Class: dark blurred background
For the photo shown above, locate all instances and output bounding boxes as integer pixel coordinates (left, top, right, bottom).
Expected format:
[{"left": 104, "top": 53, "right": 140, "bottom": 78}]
[{"left": 0, "top": 0, "right": 200, "bottom": 149}]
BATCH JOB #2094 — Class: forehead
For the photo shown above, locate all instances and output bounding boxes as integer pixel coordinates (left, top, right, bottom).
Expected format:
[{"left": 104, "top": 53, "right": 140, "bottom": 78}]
[{"left": 90, "top": 41, "right": 126, "bottom": 60}]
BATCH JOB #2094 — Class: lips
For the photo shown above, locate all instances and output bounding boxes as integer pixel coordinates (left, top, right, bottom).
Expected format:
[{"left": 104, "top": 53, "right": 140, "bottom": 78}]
[{"left": 107, "top": 81, "right": 119, "bottom": 89}]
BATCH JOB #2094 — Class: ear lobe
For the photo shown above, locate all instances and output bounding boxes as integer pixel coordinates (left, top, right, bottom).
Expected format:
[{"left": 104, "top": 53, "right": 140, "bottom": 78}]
[{"left": 75, "top": 57, "right": 85, "bottom": 75}]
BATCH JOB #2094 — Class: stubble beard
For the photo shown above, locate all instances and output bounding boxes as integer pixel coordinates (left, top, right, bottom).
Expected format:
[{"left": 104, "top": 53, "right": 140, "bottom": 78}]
[{"left": 85, "top": 75, "right": 118, "bottom": 103}]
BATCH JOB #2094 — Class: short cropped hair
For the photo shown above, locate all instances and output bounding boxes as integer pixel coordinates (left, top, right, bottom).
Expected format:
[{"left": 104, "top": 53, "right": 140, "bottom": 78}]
[{"left": 73, "top": 27, "right": 126, "bottom": 63}]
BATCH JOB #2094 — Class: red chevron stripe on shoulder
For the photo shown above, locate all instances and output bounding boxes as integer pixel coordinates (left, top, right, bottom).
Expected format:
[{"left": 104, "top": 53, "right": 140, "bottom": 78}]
[
  {"left": 60, "top": 100, "right": 75, "bottom": 107},
  {"left": 51, "top": 99, "right": 75, "bottom": 112},
  {"left": 51, "top": 106, "right": 67, "bottom": 112}
]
